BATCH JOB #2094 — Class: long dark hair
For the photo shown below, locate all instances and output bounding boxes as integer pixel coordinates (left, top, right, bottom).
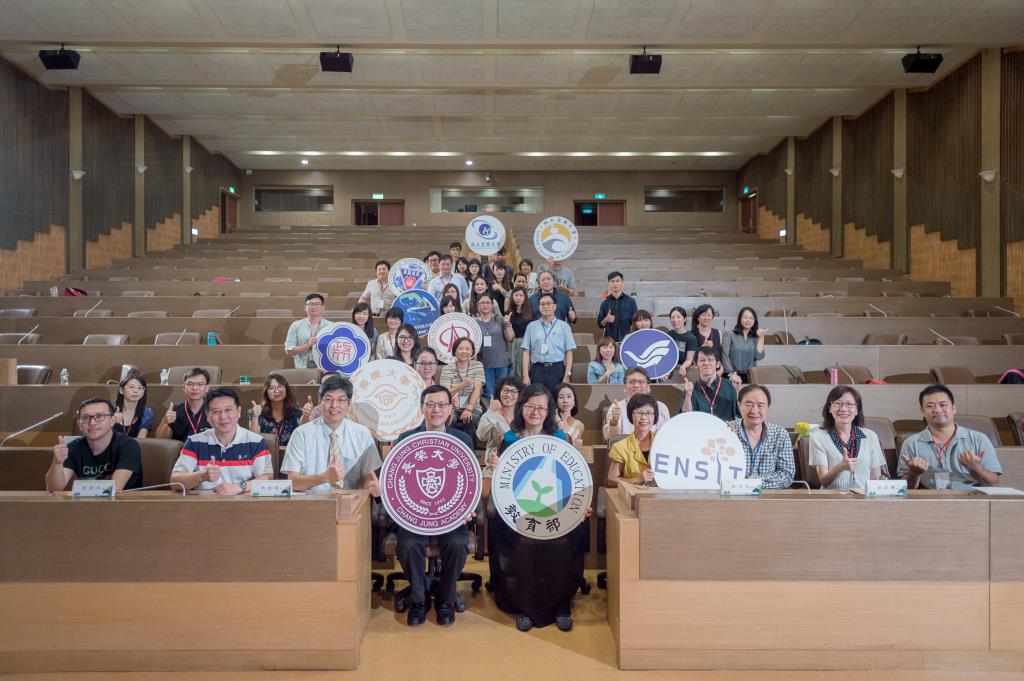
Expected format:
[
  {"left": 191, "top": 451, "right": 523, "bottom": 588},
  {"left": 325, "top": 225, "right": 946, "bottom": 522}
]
[
  {"left": 691, "top": 304, "right": 716, "bottom": 334},
  {"left": 115, "top": 371, "right": 148, "bottom": 430},
  {"left": 466, "top": 258, "right": 482, "bottom": 280},
  {"left": 261, "top": 372, "right": 297, "bottom": 421},
  {"left": 468, "top": 276, "right": 490, "bottom": 315},
  {"left": 488, "top": 259, "right": 512, "bottom": 290},
  {"left": 395, "top": 323, "right": 419, "bottom": 363},
  {"left": 351, "top": 302, "right": 375, "bottom": 337},
  {"left": 511, "top": 384, "right": 558, "bottom": 435},
  {"left": 821, "top": 385, "right": 864, "bottom": 430},
  {"left": 732, "top": 306, "right": 760, "bottom": 337},
  {"left": 508, "top": 285, "right": 533, "bottom": 321}
]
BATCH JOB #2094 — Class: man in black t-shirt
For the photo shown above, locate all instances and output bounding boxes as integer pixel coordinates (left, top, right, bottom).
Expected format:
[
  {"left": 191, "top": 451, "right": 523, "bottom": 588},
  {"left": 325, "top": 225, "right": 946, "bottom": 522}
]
[
  {"left": 45, "top": 398, "right": 143, "bottom": 492},
  {"left": 154, "top": 367, "right": 211, "bottom": 441}
]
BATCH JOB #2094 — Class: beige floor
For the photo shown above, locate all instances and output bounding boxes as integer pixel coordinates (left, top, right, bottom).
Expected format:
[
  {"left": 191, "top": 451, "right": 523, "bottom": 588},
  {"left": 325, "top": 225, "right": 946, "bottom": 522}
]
[{"left": 6, "top": 563, "right": 1024, "bottom": 681}]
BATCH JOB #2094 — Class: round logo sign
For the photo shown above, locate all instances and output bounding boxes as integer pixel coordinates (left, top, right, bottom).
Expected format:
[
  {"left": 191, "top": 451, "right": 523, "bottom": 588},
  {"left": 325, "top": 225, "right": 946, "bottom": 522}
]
[
  {"left": 427, "top": 312, "right": 483, "bottom": 364},
  {"left": 650, "top": 412, "right": 747, "bottom": 490},
  {"left": 492, "top": 435, "right": 592, "bottom": 540},
  {"left": 533, "top": 216, "right": 579, "bottom": 261},
  {"left": 380, "top": 431, "right": 482, "bottom": 536},
  {"left": 312, "top": 322, "right": 372, "bottom": 376},
  {"left": 465, "top": 215, "right": 506, "bottom": 256},
  {"left": 393, "top": 289, "right": 439, "bottom": 337},
  {"left": 389, "top": 257, "right": 431, "bottom": 297},
  {"left": 350, "top": 360, "right": 425, "bottom": 441},
  {"left": 619, "top": 329, "right": 679, "bottom": 380}
]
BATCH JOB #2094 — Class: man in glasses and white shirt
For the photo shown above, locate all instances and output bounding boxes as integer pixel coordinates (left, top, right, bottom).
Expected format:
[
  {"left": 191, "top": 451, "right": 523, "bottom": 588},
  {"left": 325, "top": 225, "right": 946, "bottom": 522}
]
[
  {"left": 285, "top": 292, "right": 332, "bottom": 369},
  {"left": 602, "top": 367, "right": 670, "bottom": 441},
  {"left": 281, "top": 375, "right": 382, "bottom": 494},
  {"left": 46, "top": 398, "right": 143, "bottom": 492}
]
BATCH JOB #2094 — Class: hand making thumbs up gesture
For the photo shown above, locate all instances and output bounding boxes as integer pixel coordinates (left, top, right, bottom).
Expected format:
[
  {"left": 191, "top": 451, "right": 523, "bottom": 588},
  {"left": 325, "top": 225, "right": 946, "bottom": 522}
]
[
  {"left": 165, "top": 401, "right": 177, "bottom": 424},
  {"left": 202, "top": 455, "right": 222, "bottom": 484},
  {"left": 53, "top": 435, "right": 69, "bottom": 464},
  {"left": 323, "top": 453, "right": 345, "bottom": 484}
]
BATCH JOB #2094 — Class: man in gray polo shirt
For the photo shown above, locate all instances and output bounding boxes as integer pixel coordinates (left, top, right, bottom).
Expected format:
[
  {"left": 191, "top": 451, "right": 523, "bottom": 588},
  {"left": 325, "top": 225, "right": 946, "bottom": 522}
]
[{"left": 897, "top": 384, "right": 1001, "bottom": 489}]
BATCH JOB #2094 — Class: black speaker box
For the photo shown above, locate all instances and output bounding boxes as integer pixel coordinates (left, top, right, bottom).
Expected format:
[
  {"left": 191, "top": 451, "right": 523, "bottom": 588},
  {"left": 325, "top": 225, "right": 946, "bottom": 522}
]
[
  {"left": 901, "top": 51, "right": 943, "bottom": 74},
  {"left": 629, "top": 53, "right": 662, "bottom": 75},
  {"left": 39, "top": 48, "right": 80, "bottom": 70},
  {"left": 320, "top": 51, "right": 354, "bottom": 73}
]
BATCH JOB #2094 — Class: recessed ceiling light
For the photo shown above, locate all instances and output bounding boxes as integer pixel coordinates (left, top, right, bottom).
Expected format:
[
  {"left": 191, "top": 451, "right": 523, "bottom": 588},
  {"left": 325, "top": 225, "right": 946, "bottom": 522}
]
[
  {"left": 465, "top": 160, "right": 474, "bottom": 166},
  {"left": 300, "top": 159, "right": 309, "bottom": 165}
]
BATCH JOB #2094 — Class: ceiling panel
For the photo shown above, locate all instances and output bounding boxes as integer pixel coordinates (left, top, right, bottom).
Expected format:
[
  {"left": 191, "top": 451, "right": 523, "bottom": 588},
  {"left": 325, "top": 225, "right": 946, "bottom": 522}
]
[
  {"left": 206, "top": 0, "right": 304, "bottom": 39},
  {"left": 498, "top": 0, "right": 580, "bottom": 39},
  {"left": 305, "top": 0, "right": 394, "bottom": 39},
  {"left": 400, "top": 0, "right": 484, "bottom": 40},
  {"left": 108, "top": 0, "right": 216, "bottom": 38},
  {"left": 586, "top": 0, "right": 680, "bottom": 40}
]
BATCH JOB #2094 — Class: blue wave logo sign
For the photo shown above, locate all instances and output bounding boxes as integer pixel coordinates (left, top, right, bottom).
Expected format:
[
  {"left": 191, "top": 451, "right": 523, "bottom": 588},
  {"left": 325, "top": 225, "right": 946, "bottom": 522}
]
[
  {"left": 389, "top": 257, "right": 430, "bottom": 297},
  {"left": 620, "top": 329, "right": 679, "bottom": 380},
  {"left": 394, "top": 290, "right": 440, "bottom": 337},
  {"left": 533, "top": 216, "right": 579, "bottom": 261},
  {"left": 314, "top": 322, "right": 371, "bottom": 376},
  {"left": 465, "top": 215, "right": 506, "bottom": 256}
]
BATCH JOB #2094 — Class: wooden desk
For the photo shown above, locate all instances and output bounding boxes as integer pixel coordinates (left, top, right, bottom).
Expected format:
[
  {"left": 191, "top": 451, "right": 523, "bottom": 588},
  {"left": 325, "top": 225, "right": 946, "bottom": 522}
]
[
  {"left": 0, "top": 490, "right": 370, "bottom": 672},
  {"left": 607, "top": 487, "right": 1024, "bottom": 671}
]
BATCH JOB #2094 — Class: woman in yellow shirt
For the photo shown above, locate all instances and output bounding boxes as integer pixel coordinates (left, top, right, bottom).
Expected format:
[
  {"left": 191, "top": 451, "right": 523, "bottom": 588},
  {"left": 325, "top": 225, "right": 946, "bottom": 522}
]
[{"left": 606, "top": 394, "right": 658, "bottom": 487}]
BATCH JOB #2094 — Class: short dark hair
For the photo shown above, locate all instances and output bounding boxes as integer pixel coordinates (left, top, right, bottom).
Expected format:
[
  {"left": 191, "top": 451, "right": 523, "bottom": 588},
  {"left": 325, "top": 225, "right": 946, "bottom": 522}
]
[
  {"left": 552, "top": 383, "right": 579, "bottom": 417},
  {"left": 451, "top": 336, "right": 476, "bottom": 355},
  {"left": 449, "top": 241, "right": 462, "bottom": 249},
  {"left": 421, "top": 384, "right": 451, "bottom": 404},
  {"left": 919, "top": 384, "right": 955, "bottom": 406},
  {"left": 426, "top": 250, "right": 441, "bottom": 260},
  {"left": 733, "top": 306, "right": 760, "bottom": 336},
  {"left": 607, "top": 271, "right": 624, "bottom": 281},
  {"left": 439, "top": 253, "right": 453, "bottom": 263},
  {"left": 519, "top": 258, "right": 534, "bottom": 270},
  {"left": 496, "top": 376, "right": 524, "bottom": 395},
  {"left": 374, "top": 259, "right": 390, "bottom": 269},
  {"left": 511, "top": 384, "right": 558, "bottom": 435},
  {"left": 822, "top": 385, "right": 864, "bottom": 429},
  {"left": 204, "top": 387, "right": 240, "bottom": 411},
  {"left": 475, "top": 292, "right": 494, "bottom": 304},
  {"left": 439, "top": 295, "right": 460, "bottom": 311},
  {"left": 184, "top": 367, "right": 211, "bottom": 384},
  {"left": 691, "top": 304, "right": 716, "bottom": 334},
  {"left": 413, "top": 346, "right": 437, "bottom": 363},
  {"left": 624, "top": 366, "right": 650, "bottom": 383},
  {"left": 319, "top": 375, "right": 353, "bottom": 400},
  {"left": 537, "top": 292, "right": 556, "bottom": 306},
  {"left": 304, "top": 292, "right": 325, "bottom": 304},
  {"left": 77, "top": 397, "right": 115, "bottom": 416},
  {"left": 384, "top": 307, "right": 405, "bottom": 322},
  {"left": 669, "top": 306, "right": 688, "bottom": 319},
  {"left": 696, "top": 347, "right": 717, "bottom": 361},
  {"left": 496, "top": 247, "right": 507, "bottom": 255},
  {"left": 738, "top": 384, "right": 772, "bottom": 407},
  {"left": 626, "top": 393, "right": 659, "bottom": 425}
]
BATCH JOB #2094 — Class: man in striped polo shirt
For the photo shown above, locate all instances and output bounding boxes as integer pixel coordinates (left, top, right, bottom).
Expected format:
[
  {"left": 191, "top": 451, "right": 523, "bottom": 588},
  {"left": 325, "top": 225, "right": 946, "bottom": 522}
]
[{"left": 171, "top": 387, "right": 273, "bottom": 495}]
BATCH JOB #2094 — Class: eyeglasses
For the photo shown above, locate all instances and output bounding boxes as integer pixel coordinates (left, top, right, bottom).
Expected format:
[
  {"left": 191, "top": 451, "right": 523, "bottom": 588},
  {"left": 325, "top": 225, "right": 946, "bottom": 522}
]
[
  {"left": 831, "top": 401, "right": 858, "bottom": 410},
  {"left": 523, "top": 404, "right": 548, "bottom": 413},
  {"left": 500, "top": 387, "right": 519, "bottom": 395},
  {"left": 184, "top": 381, "right": 208, "bottom": 389},
  {"left": 267, "top": 385, "right": 286, "bottom": 392},
  {"left": 632, "top": 410, "right": 656, "bottom": 419},
  {"left": 77, "top": 413, "right": 112, "bottom": 424},
  {"left": 208, "top": 407, "right": 238, "bottom": 418},
  {"left": 322, "top": 397, "right": 350, "bottom": 406},
  {"left": 397, "top": 335, "right": 414, "bottom": 342},
  {"left": 424, "top": 401, "right": 451, "bottom": 410},
  {"left": 626, "top": 379, "right": 648, "bottom": 386},
  {"left": 416, "top": 361, "right": 437, "bottom": 368},
  {"left": 305, "top": 301, "right": 323, "bottom": 307}
]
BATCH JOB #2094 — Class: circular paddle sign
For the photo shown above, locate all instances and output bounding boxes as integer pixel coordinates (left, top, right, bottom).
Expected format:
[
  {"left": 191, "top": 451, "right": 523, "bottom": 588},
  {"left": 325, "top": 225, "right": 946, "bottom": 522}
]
[
  {"left": 492, "top": 434, "right": 592, "bottom": 540},
  {"left": 464, "top": 215, "right": 506, "bottom": 256},
  {"left": 311, "top": 322, "right": 372, "bottom": 376},
  {"left": 380, "top": 431, "right": 482, "bottom": 536},
  {"left": 389, "top": 257, "right": 431, "bottom": 297},
  {"left": 350, "top": 360, "right": 425, "bottom": 441},
  {"left": 650, "top": 412, "right": 747, "bottom": 490},
  {"left": 533, "top": 216, "right": 579, "bottom": 261},
  {"left": 619, "top": 329, "right": 679, "bottom": 380},
  {"left": 427, "top": 312, "right": 482, "bottom": 364},
  {"left": 393, "top": 289, "right": 439, "bottom": 337}
]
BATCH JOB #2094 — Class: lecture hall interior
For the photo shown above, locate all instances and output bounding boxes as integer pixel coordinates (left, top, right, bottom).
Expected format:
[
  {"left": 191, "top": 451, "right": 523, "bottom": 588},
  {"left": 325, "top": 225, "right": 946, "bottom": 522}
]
[{"left": 2, "top": 1, "right": 1024, "bottom": 679}]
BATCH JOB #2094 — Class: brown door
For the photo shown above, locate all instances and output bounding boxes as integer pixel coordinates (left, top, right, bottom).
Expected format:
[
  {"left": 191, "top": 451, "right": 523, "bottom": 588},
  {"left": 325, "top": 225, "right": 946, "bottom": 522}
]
[
  {"left": 226, "top": 195, "right": 239, "bottom": 232},
  {"left": 740, "top": 193, "right": 758, "bottom": 234},
  {"left": 597, "top": 200, "right": 625, "bottom": 226},
  {"left": 378, "top": 200, "right": 405, "bottom": 226}
]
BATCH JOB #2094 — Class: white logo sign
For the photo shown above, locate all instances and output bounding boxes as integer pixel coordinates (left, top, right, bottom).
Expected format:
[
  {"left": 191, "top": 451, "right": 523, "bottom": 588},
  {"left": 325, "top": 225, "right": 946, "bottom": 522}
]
[
  {"left": 427, "top": 312, "right": 483, "bottom": 364},
  {"left": 465, "top": 215, "right": 506, "bottom": 256},
  {"left": 650, "top": 412, "right": 747, "bottom": 490},
  {"left": 533, "top": 216, "right": 579, "bottom": 261},
  {"left": 350, "top": 360, "right": 426, "bottom": 441}
]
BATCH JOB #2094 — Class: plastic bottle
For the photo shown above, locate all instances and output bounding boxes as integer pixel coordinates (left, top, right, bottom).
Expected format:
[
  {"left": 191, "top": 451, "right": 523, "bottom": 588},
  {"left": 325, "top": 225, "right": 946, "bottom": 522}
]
[
  {"left": 207, "top": 332, "right": 217, "bottom": 346},
  {"left": 59, "top": 368, "right": 69, "bottom": 385},
  {"left": 160, "top": 368, "right": 170, "bottom": 386}
]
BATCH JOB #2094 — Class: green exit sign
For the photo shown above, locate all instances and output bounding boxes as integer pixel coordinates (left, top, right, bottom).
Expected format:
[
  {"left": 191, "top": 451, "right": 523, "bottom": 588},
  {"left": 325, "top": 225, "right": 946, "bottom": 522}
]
[
  {"left": 228, "top": 185, "right": 236, "bottom": 194},
  {"left": 372, "top": 193, "right": 384, "bottom": 200},
  {"left": 582, "top": 208, "right": 594, "bottom": 214},
  {"left": 593, "top": 193, "right": 606, "bottom": 200}
]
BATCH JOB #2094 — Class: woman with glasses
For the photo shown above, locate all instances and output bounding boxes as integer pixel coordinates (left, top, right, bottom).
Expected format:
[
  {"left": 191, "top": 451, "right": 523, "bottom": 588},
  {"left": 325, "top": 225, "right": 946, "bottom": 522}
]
[
  {"left": 466, "top": 276, "right": 489, "bottom": 315},
  {"left": 476, "top": 376, "right": 523, "bottom": 499},
  {"left": 247, "top": 372, "right": 304, "bottom": 446},
  {"left": 505, "top": 286, "right": 533, "bottom": 380},
  {"left": 375, "top": 307, "right": 404, "bottom": 360},
  {"left": 440, "top": 337, "right": 484, "bottom": 438},
  {"left": 606, "top": 393, "right": 659, "bottom": 487},
  {"left": 412, "top": 346, "right": 439, "bottom": 387},
  {"left": 113, "top": 371, "right": 153, "bottom": 439},
  {"left": 474, "top": 292, "right": 513, "bottom": 400},
  {"left": 489, "top": 384, "right": 590, "bottom": 633},
  {"left": 553, "top": 383, "right": 584, "bottom": 446},
  {"left": 808, "top": 386, "right": 885, "bottom": 490},
  {"left": 394, "top": 324, "right": 419, "bottom": 366}
]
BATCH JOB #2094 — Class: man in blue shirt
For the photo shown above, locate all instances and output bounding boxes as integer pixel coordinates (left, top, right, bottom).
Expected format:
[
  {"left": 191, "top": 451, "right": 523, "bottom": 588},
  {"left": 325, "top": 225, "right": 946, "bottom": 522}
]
[
  {"left": 596, "top": 271, "right": 637, "bottom": 342},
  {"left": 522, "top": 293, "right": 576, "bottom": 393},
  {"left": 528, "top": 271, "right": 576, "bottom": 324}
]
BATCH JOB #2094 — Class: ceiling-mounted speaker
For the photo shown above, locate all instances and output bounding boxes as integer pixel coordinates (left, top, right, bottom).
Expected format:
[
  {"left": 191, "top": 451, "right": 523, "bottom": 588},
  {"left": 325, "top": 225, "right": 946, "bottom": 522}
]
[
  {"left": 39, "top": 46, "right": 80, "bottom": 70},
  {"left": 901, "top": 48, "right": 942, "bottom": 74},
  {"left": 629, "top": 50, "right": 661, "bottom": 75},
  {"left": 320, "top": 49, "right": 353, "bottom": 72}
]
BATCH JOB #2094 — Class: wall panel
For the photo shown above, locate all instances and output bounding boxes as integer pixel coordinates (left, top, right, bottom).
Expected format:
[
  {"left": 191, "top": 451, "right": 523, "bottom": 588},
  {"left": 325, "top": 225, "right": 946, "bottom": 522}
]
[
  {"left": 189, "top": 138, "right": 238, "bottom": 227},
  {"left": 1002, "top": 50, "right": 1024, "bottom": 244},
  {"left": 737, "top": 140, "right": 786, "bottom": 219},
  {"left": 143, "top": 119, "right": 181, "bottom": 236},
  {"left": 82, "top": 92, "right": 132, "bottom": 246},
  {"left": 842, "top": 94, "right": 894, "bottom": 243},
  {"left": 795, "top": 119, "right": 833, "bottom": 231}
]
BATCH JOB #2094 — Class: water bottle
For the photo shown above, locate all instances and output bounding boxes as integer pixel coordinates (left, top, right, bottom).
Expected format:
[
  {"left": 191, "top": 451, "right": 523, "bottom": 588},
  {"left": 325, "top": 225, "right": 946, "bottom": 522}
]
[
  {"left": 59, "top": 368, "right": 69, "bottom": 386},
  {"left": 160, "top": 368, "right": 170, "bottom": 386},
  {"left": 828, "top": 366, "right": 839, "bottom": 385},
  {"left": 207, "top": 332, "right": 217, "bottom": 346},
  {"left": 699, "top": 288, "right": 708, "bottom": 298}
]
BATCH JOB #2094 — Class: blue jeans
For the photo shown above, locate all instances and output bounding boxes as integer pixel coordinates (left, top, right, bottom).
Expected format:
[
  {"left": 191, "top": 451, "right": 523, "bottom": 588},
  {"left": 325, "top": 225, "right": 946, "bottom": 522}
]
[{"left": 483, "top": 366, "right": 509, "bottom": 400}]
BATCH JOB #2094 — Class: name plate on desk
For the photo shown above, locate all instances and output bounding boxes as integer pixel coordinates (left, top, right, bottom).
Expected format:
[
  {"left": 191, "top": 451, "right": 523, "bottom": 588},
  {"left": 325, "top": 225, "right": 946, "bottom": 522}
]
[
  {"left": 721, "top": 479, "right": 762, "bottom": 496},
  {"left": 251, "top": 480, "right": 293, "bottom": 497},
  {"left": 865, "top": 480, "right": 907, "bottom": 497},
  {"left": 71, "top": 480, "right": 116, "bottom": 498}
]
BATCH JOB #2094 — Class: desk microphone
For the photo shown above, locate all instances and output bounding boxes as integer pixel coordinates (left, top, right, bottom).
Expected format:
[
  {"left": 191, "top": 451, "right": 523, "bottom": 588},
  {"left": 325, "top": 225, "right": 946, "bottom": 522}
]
[
  {"left": 834, "top": 364, "right": 858, "bottom": 385},
  {"left": 995, "top": 306, "right": 1021, "bottom": 318},
  {"left": 782, "top": 308, "right": 790, "bottom": 346},
  {"left": 119, "top": 482, "right": 186, "bottom": 497},
  {"left": 224, "top": 306, "right": 240, "bottom": 318},
  {"left": 174, "top": 328, "right": 188, "bottom": 346},
  {"left": 17, "top": 325, "right": 40, "bottom": 345},
  {"left": 81, "top": 299, "right": 104, "bottom": 317},
  {"left": 790, "top": 480, "right": 811, "bottom": 492},
  {"left": 0, "top": 411, "right": 65, "bottom": 447},
  {"left": 929, "top": 328, "right": 955, "bottom": 345},
  {"left": 867, "top": 304, "right": 887, "bottom": 318}
]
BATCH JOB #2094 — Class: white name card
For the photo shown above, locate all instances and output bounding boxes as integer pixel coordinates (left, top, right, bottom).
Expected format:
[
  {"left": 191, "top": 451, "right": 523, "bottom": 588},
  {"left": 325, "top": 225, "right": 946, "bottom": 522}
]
[
  {"left": 251, "top": 480, "right": 293, "bottom": 497},
  {"left": 721, "top": 478, "right": 763, "bottom": 496},
  {"left": 865, "top": 479, "right": 907, "bottom": 497},
  {"left": 72, "top": 480, "right": 116, "bottom": 498}
]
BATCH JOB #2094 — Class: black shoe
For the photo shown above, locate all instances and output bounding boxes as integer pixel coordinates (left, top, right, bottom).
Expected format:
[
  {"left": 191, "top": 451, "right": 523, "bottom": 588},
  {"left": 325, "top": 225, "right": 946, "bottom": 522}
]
[
  {"left": 515, "top": 614, "right": 533, "bottom": 632},
  {"left": 436, "top": 604, "right": 455, "bottom": 626},
  {"left": 407, "top": 603, "right": 428, "bottom": 627},
  {"left": 555, "top": 614, "right": 573, "bottom": 632}
]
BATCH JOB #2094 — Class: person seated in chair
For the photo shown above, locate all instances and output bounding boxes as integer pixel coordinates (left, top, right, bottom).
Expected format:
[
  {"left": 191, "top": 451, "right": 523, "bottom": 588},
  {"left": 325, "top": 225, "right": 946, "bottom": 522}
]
[
  {"left": 46, "top": 398, "right": 143, "bottom": 492},
  {"left": 681, "top": 348, "right": 741, "bottom": 421},
  {"left": 602, "top": 367, "right": 670, "bottom": 440},
  {"left": 395, "top": 385, "right": 476, "bottom": 627},
  {"left": 153, "top": 367, "right": 210, "bottom": 441},
  {"left": 726, "top": 384, "right": 794, "bottom": 489},
  {"left": 897, "top": 384, "right": 1002, "bottom": 489}
]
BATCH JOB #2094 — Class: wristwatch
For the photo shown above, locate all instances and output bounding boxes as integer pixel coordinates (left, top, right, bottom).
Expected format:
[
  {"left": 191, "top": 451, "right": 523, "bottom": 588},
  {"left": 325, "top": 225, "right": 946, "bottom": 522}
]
[{"left": 239, "top": 479, "right": 248, "bottom": 492}]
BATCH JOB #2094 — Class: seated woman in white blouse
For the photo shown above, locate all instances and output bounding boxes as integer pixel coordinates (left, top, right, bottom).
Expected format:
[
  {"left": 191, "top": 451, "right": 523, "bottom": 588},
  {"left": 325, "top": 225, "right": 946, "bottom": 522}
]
[{"left": 808, "top": 386, "right": 886, "bottom": 490}]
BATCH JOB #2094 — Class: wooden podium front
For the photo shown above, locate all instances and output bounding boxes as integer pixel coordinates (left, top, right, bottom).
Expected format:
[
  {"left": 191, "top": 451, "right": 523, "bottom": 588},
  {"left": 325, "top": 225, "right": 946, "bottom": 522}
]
[
  {"left": 607, "top": 486, "right": 1024, "bottom": 671},
  {"left": 0, "top": 491, "right": 370, "bottom": 672}
]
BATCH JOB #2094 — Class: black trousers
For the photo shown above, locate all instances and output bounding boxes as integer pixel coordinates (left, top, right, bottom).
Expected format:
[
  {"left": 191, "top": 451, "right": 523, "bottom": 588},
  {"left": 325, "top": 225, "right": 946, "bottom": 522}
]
[
  {"left": 529, "top": 361, "right": 565, "bottom": 395},
  {"left": 396, "top": 525, "right": 469, "bottom": 608}
]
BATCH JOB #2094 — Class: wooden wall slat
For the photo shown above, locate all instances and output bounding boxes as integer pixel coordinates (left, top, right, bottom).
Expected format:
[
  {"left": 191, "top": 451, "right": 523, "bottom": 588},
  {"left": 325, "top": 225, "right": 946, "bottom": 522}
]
[
  {"left": 82, "top": 92, "right": 133, "bottom": 244},
  {"left": 1002, "top": 50, "right": 1024, "bottom": 244},
  {"left": 795, "top": 119, "right": 833, "bottom": 229},
  {"left": 189, "top": 138, "right": 239, "bottom": 222},
  {"left": 842, "top": 94, "right": 894, "bottom": 243},
  {"left": 737, "top": 140, "right": 786, "bottom": 218},
  {"left": 908, "top": 53, "right": 982, "bottom": 250},
  {"left": 143, "top": 119, "right": 182, "bottom": 232}
]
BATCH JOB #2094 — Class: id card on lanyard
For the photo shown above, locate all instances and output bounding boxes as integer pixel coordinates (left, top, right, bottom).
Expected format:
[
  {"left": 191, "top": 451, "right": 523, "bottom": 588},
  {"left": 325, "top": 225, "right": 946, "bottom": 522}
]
[
  {"left": 540, "top": 320, "right": 556, "bottom": 356},
  {"left": 699, "top": 379, "right": 722, "bottom": 412},
  {"left": 932, "top": 426, "right": 956, "bottom": 468},
  {"left": 740, "top": 425, "right": 764, "bottom": 472}
]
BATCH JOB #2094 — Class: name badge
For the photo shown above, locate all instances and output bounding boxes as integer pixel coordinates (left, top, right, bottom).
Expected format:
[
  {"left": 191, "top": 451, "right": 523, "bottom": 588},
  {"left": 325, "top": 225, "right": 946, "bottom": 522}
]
[
  {"left": 72, "top": 480, "right": 116, "bottom": 498},
  {"left": 483, "top": 335, "right": 493, "bottom": 348},
  {"left": 373, "top": 299, "right": 384, "bottom": 312},
  {"left": 540, "top": 343, "right": 550, "bottom": 354},
  {"left": 865, "top": 479, "right": 908, "bottom": 497},
  {"left": 251, "top": 480, "right": 293, "bottom": 497},
  {"left": 721, "top": 478, "right": 762, "bottom": 496},
  {"left": 933, "top": 471, "right": 951, "bottom": 490}
]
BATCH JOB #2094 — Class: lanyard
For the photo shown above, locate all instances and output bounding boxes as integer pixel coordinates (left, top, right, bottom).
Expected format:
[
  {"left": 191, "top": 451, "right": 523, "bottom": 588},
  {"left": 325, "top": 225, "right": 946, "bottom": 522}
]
[
  {"left": 932, "top": 426, "right": 957, "bottom": 468},
  {"left": 184, "top": 406, "right": 204, "bottom": 435},
  {"left": 740, "top": 425, "right": 765, "bottom": 471},
  {"left": 541, "top": 320, "right": 557, "bottom": 344},
  {"left": 699, "top": 379, "right": 722, "bottom": 411}
]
